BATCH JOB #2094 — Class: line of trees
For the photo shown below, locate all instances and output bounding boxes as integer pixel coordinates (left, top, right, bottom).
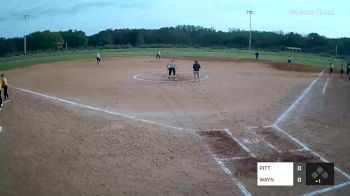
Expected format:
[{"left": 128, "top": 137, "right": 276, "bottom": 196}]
[{"left": 0, "top": 25, "right": 349, "bottom": 56}]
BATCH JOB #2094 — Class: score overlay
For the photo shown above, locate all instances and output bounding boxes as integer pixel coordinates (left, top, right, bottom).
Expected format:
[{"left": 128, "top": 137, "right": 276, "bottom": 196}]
[
  {"left": 257, "top": 162, "right": 334, "bottom": 186},
  {"left": 257, "top": 162, "right": 294, "bottom": 186}
]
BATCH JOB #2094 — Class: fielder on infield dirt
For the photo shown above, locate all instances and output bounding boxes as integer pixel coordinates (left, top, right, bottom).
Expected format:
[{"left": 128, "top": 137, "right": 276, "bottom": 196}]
[{"left": 167, "top": 60, "right": 177, "bottom": 80}]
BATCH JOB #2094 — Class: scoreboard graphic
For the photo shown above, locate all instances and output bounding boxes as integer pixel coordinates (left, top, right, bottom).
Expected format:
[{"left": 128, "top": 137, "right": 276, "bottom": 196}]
[{"left": 257, "top": 162, "right": 334, "bottom": 186}]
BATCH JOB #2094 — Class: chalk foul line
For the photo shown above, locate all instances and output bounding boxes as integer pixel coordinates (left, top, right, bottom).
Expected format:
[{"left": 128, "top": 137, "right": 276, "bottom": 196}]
[
  {"left": 322, "top": 77, "right": 330, "bottom": 94},
  {"left": 12, "top": 86, "right": 251, "bottom": 196},
  {"left": 273, "top": 70, "right": 324, "bottom": 126},
  {"left": 269, "top": 70, "right": 350, "bottom": 195}
]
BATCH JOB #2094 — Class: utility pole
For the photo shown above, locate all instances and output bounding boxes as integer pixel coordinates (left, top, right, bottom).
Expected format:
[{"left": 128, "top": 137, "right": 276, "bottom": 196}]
[
  {"left": 24, "top": 14, "right": 29, "bottom": 55},
  {"left": 247, "top": 10, "right": 254, "bottom": 50},
  {"left": 335, "top": 45, "right": 338, "bottom": 56}
]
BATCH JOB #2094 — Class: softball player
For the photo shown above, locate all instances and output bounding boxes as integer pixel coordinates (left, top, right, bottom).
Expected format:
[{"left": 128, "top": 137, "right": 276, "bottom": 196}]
[
  {"left": 156, "top": 50, "right": 161, "bottom": 61},
  {"left": 96, "top": 52, "right": 101, "bottom": 64},
  {"left": 193, "top": 60, "right": 201, "bottom": 81},
  {"left": 1, "top": 74, "right": 9, "bottom": 102},
  {"left": 167, "top": 60, "right": 177, "bottom": 80}
]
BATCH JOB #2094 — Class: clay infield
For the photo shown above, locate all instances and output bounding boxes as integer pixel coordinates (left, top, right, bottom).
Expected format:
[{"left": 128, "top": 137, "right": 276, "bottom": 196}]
[{"left": 0, "top": 56, "right": 349, "bottom": 195}]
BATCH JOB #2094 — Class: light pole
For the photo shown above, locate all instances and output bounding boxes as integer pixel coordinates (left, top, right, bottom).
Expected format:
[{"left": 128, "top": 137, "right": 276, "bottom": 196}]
[
  {"left": 24, "top": 14, "right": 29, "bottom": 55},
  {"left": 247, "top": 10, "right": 254, "bottom": 50}
]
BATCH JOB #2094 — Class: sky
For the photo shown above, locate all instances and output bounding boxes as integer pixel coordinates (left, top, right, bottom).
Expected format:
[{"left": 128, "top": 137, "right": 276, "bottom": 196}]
[{"left": 0, "top": 0, "right": 348, "bottom": 38}]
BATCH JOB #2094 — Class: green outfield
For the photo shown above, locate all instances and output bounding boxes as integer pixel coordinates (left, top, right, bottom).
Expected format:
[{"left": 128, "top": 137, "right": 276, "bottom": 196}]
[{"left": 0, "top": 48, "right": 346, "bottom": 71}]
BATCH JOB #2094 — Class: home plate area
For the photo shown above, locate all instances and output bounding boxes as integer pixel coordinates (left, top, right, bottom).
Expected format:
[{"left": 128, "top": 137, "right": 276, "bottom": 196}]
[{"left": 200, "top": 126, "right": 350, "bottom": 195}]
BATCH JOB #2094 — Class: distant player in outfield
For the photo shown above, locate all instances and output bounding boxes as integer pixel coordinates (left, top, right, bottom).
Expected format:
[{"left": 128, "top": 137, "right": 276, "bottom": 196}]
[
  {"left": 96, "top": 52, "right": 101, "bottom": 64},
  {"left": 347, "top": 63, "right": 350, "bottom": 76},
  {"left": 193, "top": 60, "right": 201, "bottom": 82},
  {"left": 1, "top": 74, "right": 9, "bottom": 102},
  {"left": 340, "top": 64, "right": 344, "bottom": 77},
  {"left": 0, "top": 78, "right": 2, "bottom": 110},
  {"left": 288, "top": 55, "right": 292, "bottom": 64},
  {"left": 156, "top": 49, "right": 161, "bottom": 61},
  {"left": 329, "top": 62, "right": 334, "bottom": 76},
  {"left": 167, "top": 60, "right": 177, "bottom": 80},
  {"left": 255, "top": 51, "right": 260, "bottom": 60}
]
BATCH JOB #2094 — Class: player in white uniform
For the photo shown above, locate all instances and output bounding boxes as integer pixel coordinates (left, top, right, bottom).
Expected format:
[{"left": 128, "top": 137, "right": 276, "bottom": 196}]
[
  {"left": 167, "top": 60, "right": 177, "bottom": 80},
  {"left": 156, "top": 50, "right": 161, "bottom": 61},
  {"left": 96, "top": 52, "right": 101, "bottom": 64}
]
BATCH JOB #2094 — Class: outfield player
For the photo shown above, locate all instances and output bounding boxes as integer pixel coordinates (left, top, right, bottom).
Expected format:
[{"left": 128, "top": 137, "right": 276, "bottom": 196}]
[
  {"left": 347, "top": 63, "right": 350, "bottom": 75},
  {"left": 1, "top": 74, "right": 9, "bottom": 102},
  {"left": 255, "top": 51, "right": 260, "bottom": 60},
  {"left": 167, "top": 60, "right": 177, "bottom": 80},
  {"left": 329, "top": 62, "right": 334, "bottom": 76},
  {"left": 193, "top": 60, "right": 201, "bottom": 81},
  {"left": 340, "top": 64, "right": 344, "bottom": 77},
  {"left": 156, "top": 49, "right": 161, "bottom": 61},
  {"left": 0, "top": 79, "right": 2, "bottom": 111},
  {"left": 96, "top": 52, "right": 102, "bottom": 64},
  {"left": 288, "top": 55, "right": 292, "bottom": 64}
]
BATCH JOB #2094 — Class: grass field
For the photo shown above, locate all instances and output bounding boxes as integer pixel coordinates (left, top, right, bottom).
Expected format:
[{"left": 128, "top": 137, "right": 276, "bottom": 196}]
[{"left": 0, "top": 48, "right": 346, "bottom": 71}]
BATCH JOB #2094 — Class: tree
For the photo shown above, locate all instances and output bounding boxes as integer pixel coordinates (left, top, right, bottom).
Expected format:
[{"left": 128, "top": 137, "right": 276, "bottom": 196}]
[{"left": 61, "top": 30, "right": 88, "bottom": 48}]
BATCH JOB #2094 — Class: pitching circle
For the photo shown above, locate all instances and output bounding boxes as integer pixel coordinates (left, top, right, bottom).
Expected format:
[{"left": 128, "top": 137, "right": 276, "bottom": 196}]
[{"left": 133, "top": 72, "right": 209, "bottom": 82}]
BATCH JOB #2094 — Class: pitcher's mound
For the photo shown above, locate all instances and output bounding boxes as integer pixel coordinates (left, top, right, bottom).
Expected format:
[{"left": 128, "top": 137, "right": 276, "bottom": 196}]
[{"left": 133, "top": 73, "right": 208, "bottom": 82}]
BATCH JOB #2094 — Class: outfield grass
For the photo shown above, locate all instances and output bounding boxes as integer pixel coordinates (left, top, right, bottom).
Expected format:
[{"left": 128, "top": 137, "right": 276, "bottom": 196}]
[{"left": 0, "top": 48, "right": 346, "bottom": 71}]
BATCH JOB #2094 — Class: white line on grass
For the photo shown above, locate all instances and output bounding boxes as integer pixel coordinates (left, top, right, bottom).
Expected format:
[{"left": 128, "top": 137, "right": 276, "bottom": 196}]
[
  {"left": 302, "top": 181, "right": 350, "bottom": 196},
  {"left": 223, "top": 128, "right": 257, "bottom": 158},
  {"left": 13, "top": 86, "right": 251, "bottom": 196},
  {"left": 273, "top": 70, "right": 325, "bottom": 126},
  {"left": 322, "top": 77, "right": 330, "bottom": 94}
]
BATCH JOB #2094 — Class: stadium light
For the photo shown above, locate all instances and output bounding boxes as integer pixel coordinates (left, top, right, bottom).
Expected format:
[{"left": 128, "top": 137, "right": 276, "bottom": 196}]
[
  {"left": 246, "top": 11, "right": 254, "bottom": 50},
  {"left": 24, "top": 14, "right": 29, "bottom": 55}
]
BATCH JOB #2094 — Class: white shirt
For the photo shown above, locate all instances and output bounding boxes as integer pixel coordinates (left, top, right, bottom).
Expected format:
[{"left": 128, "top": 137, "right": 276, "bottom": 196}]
[
  {"left": 97, "top": 53, "right": 101, "bottom": 58},
  {"left": 167, "top": 62, "right": 177, "bottom": 69}
]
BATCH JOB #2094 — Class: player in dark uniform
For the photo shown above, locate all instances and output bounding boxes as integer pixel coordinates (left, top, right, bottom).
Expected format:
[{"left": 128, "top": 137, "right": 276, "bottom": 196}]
[
  {"left": 340, "top": 64, "right": 344, "bottom": 77},
  {"left": 288, "top": 55, "right": 292, "bottom": 64},
  {"left": 255, "top": 51, "right": 260, "bottom": 60},
  {"left": 0, "top": 79, "right": 2, "bottom": 111},
  {"left": 193, "top": 60, "right": 201, "bottom": 81},
  {"left": 347, "top": 63, "right": 350, "bottom": 76}
]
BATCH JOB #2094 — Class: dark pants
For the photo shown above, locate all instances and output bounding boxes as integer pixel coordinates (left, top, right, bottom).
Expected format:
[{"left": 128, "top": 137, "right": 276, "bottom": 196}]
[
  {"left": 168, "top": 68, "right": 176, "bottom": 76},
  {"left": 156, "top": 55, "right": 161, "bottom": 60},
  {"left": 3, "top": 85, "right": 8, "bottom": 100},
  {"left": 0, "top": 90, "right": 2, "bottom": 107},
  {"left": 97, "top": 58, "right": 101, "bottom": 64},
  {"left": 288, "top": 60, "right": 291, "bottom": 64}
]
